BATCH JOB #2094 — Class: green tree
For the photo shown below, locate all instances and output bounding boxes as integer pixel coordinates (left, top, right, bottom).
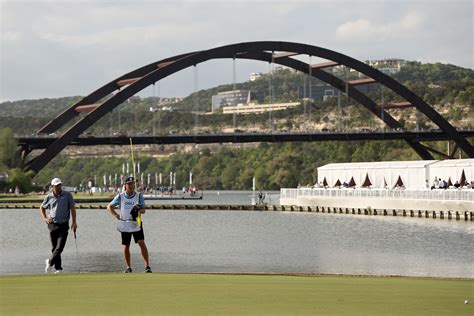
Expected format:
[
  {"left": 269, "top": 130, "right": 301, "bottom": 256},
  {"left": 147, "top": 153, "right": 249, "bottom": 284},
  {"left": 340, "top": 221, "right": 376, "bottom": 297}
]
[
  {"left": 220, "top": 163, "right": 240, "bottom": 189},
  {"left": 0, "top": 128, "right": 20, "bottom": 169},
  {"left": 8, "top": 168, "right": 34, "bottom": 193}
]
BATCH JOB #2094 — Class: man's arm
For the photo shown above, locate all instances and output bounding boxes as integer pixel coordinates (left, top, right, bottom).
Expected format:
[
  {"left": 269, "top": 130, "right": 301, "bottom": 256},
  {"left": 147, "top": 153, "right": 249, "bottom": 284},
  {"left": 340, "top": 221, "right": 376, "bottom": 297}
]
[
  {"left": 139, "top": 193, "right": 146, "bottom": 214},
  {"left": 68, "top": 193, "right": 78, "bottom": 231},
  {"left": 107, "top": 194, "right": 121, "bottom": 219},
  {"left": 71, "top": 206, "right": 78, "bottom": 231},
  {"left": 40, "top": 206, "right": 52, "bottom": 224},
  {"left": 107, "top": 203, "right": 120, "bottom": 219}
]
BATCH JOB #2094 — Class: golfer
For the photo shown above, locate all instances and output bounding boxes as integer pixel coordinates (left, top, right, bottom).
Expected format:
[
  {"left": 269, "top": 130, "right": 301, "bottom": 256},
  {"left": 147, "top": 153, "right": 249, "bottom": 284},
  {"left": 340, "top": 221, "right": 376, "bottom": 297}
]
[
  {"left": 40, "top": 178, "right": 77, "bottom": 273},
  {"left": 107, "top": 176, "right": 152, "bottom": 273}
]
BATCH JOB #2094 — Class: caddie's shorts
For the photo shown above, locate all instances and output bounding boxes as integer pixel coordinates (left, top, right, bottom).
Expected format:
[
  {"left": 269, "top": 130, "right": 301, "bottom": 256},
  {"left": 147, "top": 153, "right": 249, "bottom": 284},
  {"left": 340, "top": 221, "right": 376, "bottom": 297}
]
[{"left": 121, "top": 226, "right": 145, "bottom": 245}]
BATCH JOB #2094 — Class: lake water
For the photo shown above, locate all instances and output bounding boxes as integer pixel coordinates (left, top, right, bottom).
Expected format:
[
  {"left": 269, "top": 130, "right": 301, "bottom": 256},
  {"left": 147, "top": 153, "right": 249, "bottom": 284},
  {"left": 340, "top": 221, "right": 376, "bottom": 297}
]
[{"left": 0, "top": 191, "right": 472, "bottom": 277}]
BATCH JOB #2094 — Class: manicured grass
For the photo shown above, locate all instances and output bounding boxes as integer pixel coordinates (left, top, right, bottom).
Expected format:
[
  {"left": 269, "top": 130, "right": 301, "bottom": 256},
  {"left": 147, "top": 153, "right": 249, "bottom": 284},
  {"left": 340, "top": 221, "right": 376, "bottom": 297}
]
[{"left": 1, "top": 273, "right": 472, "bottom": 315}]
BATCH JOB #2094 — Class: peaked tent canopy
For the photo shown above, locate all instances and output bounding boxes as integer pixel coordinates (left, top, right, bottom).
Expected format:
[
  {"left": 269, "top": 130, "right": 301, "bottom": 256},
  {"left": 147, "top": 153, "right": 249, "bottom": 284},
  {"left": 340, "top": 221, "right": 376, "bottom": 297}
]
[
  {"left": 348, "top": 177, "right": 356, "bottom": 187},
  {"left": 361, "top": 173, "right": 372, "bottom": 187},
  {"left": 460, "top": 169, "right": 466, "bottom": 185},
  {"left": 393, "top": 175, "right": 404, "bottom": 188}
]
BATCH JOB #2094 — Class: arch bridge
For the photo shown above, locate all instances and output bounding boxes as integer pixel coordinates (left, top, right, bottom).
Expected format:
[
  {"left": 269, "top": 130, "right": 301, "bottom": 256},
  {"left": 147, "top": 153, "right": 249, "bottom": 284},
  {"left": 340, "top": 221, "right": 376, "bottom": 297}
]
[{"left": 23, "top": 41, "right": 474, "bottom": 173}]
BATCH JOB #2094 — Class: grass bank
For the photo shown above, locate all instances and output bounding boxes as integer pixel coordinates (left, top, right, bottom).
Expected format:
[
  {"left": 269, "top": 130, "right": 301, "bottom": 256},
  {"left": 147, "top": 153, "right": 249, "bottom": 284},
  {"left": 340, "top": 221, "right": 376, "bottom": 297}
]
[
  {"left": 1, "top": 273, "right": 472, "bottom": 315},
  {"left": 0, "top": 193, "right": 114, "bottom": 207}
]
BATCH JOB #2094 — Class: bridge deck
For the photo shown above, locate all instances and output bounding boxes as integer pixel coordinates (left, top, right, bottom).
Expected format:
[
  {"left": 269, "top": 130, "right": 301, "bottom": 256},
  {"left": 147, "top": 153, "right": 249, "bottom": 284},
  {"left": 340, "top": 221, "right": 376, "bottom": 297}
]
[{"left": 17, "top": 130, "right": 474, "bottom": 149}]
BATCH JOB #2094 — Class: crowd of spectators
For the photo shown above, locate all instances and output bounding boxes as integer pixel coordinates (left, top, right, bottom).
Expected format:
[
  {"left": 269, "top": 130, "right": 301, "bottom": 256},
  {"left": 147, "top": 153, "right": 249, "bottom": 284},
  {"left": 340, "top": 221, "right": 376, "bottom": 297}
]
[
  {"left": 429, "top": 177, "right": 473, "bottom": 190},
  {"left": 298, "top": 177, "right": 474, "bottom": 190}
]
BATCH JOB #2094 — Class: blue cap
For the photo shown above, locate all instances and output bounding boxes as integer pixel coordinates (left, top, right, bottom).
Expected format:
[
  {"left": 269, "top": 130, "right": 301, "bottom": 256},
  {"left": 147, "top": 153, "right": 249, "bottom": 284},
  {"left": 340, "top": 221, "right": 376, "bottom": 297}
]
[{"left": 124, "top": 176, "right": 135, "bottom": 184}]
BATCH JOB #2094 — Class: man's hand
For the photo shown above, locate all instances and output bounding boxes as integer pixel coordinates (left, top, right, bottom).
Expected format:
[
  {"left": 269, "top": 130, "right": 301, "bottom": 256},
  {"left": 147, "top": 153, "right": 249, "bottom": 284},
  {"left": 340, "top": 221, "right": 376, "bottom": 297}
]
[
  {"left": 71, "top": 222, "right": 78, "bottom": 232},
  {"left": 43, "top": 217, "right": 52, "bottom": 224}
]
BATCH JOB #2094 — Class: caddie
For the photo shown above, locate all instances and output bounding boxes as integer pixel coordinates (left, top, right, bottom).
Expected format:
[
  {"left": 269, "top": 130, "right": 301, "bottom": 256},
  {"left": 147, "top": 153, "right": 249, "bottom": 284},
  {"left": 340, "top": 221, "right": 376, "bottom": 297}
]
[{"left": 107, "top": 176, "right": 152, "bottom": 273}]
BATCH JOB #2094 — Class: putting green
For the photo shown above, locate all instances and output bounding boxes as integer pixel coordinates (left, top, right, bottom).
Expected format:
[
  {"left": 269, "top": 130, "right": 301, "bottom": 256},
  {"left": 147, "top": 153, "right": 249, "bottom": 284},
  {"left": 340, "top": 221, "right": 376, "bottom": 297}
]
[{"left": 1, "top": 273, "right": 472, "bottom": 315}]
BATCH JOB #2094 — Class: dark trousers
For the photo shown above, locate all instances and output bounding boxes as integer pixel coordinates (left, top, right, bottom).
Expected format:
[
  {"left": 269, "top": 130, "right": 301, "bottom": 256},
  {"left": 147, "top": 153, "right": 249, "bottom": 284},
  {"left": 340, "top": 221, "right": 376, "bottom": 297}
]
[{"left": 48, "top": 222, "right": 69, "bottom": 270}]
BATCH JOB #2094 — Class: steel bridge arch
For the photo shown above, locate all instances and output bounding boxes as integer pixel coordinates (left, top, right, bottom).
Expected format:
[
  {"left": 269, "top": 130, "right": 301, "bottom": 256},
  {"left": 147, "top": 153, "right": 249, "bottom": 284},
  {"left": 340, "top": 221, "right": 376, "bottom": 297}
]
[{"left": 26, "top": 41, "right": 473, "bottom": 173}]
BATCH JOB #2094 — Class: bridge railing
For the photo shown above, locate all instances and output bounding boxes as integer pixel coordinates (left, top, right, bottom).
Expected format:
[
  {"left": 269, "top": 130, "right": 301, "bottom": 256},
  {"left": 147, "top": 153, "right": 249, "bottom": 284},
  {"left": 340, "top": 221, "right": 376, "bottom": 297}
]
[{"left": 281, "top": 188, "right": 474, "bottom": 201}]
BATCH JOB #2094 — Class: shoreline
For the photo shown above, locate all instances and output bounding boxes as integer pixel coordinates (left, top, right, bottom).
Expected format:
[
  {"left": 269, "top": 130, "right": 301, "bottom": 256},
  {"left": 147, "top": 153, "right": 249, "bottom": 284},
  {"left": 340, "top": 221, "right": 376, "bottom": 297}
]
[
  {"left": 1, "top": 271, "right": 472, "bottom": 280},
  {"left": 1, "top": 203, "right": 472, "bottom": 221}
]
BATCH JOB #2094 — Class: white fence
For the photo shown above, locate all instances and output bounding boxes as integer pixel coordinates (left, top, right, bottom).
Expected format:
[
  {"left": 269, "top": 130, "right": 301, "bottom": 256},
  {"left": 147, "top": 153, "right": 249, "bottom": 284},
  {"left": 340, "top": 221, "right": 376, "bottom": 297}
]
[{"left": 281, "top": 188, "right": 474, "bottom": 202}]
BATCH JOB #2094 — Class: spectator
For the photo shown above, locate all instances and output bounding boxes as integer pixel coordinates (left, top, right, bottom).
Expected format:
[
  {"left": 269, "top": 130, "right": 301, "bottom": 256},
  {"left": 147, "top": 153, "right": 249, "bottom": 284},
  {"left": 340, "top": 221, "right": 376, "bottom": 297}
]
[{"left": 439, "top": 179, "right": 447, "bottom": 189}]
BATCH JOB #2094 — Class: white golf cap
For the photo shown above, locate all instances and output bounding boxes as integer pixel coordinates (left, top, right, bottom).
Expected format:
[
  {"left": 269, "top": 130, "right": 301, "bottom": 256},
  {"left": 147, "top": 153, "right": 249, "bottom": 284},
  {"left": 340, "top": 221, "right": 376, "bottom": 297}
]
[{"left": 51, "top": 178, "right": 62, "bottom": 186}]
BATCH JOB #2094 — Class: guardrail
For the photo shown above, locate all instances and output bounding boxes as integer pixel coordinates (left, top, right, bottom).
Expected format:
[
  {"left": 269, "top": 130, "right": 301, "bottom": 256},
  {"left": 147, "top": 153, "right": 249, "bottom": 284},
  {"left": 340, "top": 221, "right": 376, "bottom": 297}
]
[{"left": 281, "top": 188, "right": 474, "bottom": 201}]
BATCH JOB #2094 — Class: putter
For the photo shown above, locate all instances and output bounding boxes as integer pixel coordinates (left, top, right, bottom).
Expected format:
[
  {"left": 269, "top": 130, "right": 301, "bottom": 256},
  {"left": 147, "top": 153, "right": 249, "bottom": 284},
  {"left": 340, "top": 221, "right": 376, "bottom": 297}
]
[{"left": 73, "top": 230, "right": 81, "bottom": 273}]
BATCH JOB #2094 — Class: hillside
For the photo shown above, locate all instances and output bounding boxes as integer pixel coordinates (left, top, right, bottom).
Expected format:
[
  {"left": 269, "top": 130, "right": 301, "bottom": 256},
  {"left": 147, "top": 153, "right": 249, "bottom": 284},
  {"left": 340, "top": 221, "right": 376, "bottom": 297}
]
[{"left": 1, "top": 62, "right": 473, "bottom": 137}]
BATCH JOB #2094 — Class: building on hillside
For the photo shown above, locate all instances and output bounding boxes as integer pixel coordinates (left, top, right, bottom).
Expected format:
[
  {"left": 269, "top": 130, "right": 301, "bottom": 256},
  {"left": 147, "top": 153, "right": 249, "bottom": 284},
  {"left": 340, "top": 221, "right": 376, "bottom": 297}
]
[
  {"left": 214, "top": 89, "right": 300, "bottom": 114},
  {"left": 250, "top": 72, "right": 263, "bottom": 81},
  {"left": 330, "top": 58, "right": 406, "bottom": 77},
  {"left": 149, "top": 97, "right": 185, "bottom": 112},
  {"left": 367, "top": 58, "right": 407, "bottom": 68},
  {"left": 127, "top": 96, "right": 141, "bottom": 103},
  {"left": 298, "top": 83, "right": 379, "bottom": 101},
  {"left": 366, "top": 58, "right": 407, "bottom": 74},
  {"left": 222, "top": 101, "right": 300, "bottom": 114},
  {"left": 159, "top": 97, "right": 185, "bottom": 105},
  {"left": 211, "top": 90, "right": 264, "bottom": 112},
  {"left": 211, "top": 90, "right": 249, "bottom": 112}
]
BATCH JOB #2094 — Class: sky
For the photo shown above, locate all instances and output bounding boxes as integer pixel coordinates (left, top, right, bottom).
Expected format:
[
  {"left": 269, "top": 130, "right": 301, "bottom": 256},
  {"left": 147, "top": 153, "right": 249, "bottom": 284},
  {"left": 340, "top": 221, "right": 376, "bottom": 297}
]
[{"left": 1, "top": 0, "right": 472, "bottom": 102}]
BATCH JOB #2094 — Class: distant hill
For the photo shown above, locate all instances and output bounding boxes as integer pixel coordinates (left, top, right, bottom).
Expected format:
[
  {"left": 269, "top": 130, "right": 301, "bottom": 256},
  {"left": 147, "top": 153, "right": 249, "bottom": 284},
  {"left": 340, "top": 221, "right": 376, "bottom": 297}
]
[
  {"left": 0, "top": 96, "right": 82, "bottom": 118},
  {"left": 1, "top": 62, "right": 473, "bottom": 135}
]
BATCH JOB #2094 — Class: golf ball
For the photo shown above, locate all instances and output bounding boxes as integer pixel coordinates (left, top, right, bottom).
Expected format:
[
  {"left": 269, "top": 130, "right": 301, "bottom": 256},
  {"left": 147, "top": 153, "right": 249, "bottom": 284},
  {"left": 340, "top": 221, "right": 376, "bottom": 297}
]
[{"left": 465, "top": 300, "right": 469, "bottom": 304}]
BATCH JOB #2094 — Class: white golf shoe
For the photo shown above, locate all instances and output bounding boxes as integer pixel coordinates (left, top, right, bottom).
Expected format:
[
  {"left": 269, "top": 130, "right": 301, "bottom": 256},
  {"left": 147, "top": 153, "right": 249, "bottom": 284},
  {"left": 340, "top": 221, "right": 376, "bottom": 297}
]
[{"left": 45, "top": 259, "right": 52, "bottom": 274}]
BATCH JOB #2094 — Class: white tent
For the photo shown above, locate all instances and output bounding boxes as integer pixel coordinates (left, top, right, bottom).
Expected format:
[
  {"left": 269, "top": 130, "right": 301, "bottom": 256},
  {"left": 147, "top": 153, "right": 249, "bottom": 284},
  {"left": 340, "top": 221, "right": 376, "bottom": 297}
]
[
  {"left": 428, "top": 159, "right": 474, "bottom": 186},
  {"left": 317, "top": 160, "right": 438, "bottom": 189}
]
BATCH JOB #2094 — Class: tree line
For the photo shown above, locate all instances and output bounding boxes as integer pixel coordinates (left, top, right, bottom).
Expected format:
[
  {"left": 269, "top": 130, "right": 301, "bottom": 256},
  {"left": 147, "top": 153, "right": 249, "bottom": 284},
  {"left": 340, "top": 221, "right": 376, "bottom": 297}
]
[{"left": 31, "top": 139, "right": 428, "bottom": 192}]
